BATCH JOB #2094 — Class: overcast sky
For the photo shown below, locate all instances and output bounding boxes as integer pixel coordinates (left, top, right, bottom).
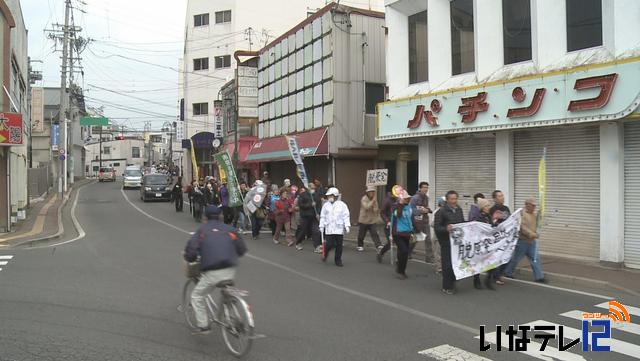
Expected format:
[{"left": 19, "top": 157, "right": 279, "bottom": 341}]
[{"left": 23, "top": 0, "right": 383, "bottom": 133}]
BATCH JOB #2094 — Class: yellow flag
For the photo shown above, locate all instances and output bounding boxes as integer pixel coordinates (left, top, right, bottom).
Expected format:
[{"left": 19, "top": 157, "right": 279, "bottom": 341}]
[
  {"left": 538, "top": 147, "right": 547, "bottom": 228},
  {"left": 190, "top": 140, "right": 199, "bottom": 181}
]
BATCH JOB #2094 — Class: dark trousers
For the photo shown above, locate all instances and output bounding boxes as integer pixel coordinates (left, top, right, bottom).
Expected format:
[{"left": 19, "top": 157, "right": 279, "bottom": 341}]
[
  {"left": 379, "top": 225, "right": 391, "bottom": 255},
  {"left": 296, "top": 216, "right": 320, "bottom": 247},
  {"left": 222, "top": 206, "right": 233, "bottom": 224},
  {"left": 251, "top": 214, "right": 264, "bottom": 238},
  {"left": 324, "top": 234, "right": 344, "bottom": 264},
  {"left": 357, "top": 223, "right": 381, "bottom": 248},
  {"left": 174, "top": 193, "right": 183, "bottom": 212},
  {"left": 269, "top": 219, "right": 277, "bottom": 236},
  {"left": 394, "top": 234, "right": 411, "bottom": 275},
  {"left": 438, "top": 237, "right": 456, "bottom": 290}
]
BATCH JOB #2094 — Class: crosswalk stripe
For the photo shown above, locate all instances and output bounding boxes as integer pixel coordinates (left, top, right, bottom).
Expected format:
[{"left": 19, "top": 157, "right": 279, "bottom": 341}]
[
  {"left": 0, "top": 261, "right": 7, "bottom": 265},
  {"left": 474, "top": 331, "right": 586, "bottom": 361},
  {"left": 595, "top": 302, "right": 640, "bottom": 317},
  {"left": 0, "top": 255, "right": 13, "bottom": 259},
  {"left": 418, "top": 344, "right": 492, "bottom": 360},
  {"left": 561, "top": 310, "right": 640, "bottom": 336},
  {"left": 524, "top": 320, "right": 640, "bottom": 359}
]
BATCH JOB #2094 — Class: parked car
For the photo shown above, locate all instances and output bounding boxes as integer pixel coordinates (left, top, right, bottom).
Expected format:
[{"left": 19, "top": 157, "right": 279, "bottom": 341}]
[
  {"left": 122, "top": 167, "right": 143, "bottom": 189},
  {"left": 98, "top": 167, "right": 116, "bottom": 182},
  {"left": 140, "top": 174, "right": 172, "bottom": 202}
]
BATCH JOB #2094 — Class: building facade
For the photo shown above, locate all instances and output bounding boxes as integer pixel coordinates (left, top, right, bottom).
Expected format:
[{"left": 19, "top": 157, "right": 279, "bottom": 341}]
[
  {"left": 85, "top": 138, "right": 145, "bottom": 177},
  {"left": 378, "top": 0, "right": 640, "bottom": 268}
]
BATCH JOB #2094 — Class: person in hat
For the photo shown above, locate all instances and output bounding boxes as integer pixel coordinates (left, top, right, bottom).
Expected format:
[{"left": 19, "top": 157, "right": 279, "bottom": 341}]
[
  {"left": 319, "top": 187, "right": 350, "bottom": 267},
  {"left": 503, "top": 197, "right": 547, "bottom": 283},
  {"left": 434, "top": 190, "right": 465, "bottom": 295},
  {"left": 409, "top": 181, "right": 433, "bottom": 262},
  {"left": 273, "top": 188, "right": 294, "bottom": 246},
  {"left": 357, "top": 186, "right": 382, "bottom": 252},
  {"left": 183, "top": 205, "right": 248, "bottom": 334},
  {"left": 390, "top": 187, "right": 416, "bottom": 279},
  {"left": 261, "top": 171, "right": 271, "bottom": 188}
]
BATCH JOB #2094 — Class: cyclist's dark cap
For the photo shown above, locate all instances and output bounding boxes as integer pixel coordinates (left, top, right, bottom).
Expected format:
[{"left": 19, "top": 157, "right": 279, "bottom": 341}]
[{"left": 205, "top": 205, "right": 222, "bottom": 218}]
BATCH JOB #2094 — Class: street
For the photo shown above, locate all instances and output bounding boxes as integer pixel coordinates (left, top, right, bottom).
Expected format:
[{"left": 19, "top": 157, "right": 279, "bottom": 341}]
[{"left": 1, "top": 180, "right": 639, "bottom": 361}]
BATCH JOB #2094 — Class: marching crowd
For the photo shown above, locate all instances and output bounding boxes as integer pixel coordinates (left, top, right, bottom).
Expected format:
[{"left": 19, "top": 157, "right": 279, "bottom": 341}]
[{"left": 173, "top": 170, "right": 547, "bottom": 295}]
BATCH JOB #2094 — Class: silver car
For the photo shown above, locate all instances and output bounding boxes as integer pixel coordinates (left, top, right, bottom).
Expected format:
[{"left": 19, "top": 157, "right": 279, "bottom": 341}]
[{"left": 122, "top": 168, "right": 143, "bottom": 189}]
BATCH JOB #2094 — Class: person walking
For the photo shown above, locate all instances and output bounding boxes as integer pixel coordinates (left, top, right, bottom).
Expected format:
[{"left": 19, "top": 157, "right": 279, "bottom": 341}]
[
  {"left": 267, "top": 184, "right": 280, "bottom": 236},
  {"left": 220, "top": 182, "right": 233, "bottom": 225},
  {"left": 503, "top": 198, "right": 547, "bottom": 283},
  {"left": 273, "top": 188, "right": 294, "bottom": 246},
  {"left": 409, "top": 182, "right": 433, "bottom": 262},
  {"left": 249, "top": 181, "right": 268, "bottom": 240},
  {"left": 474, "top": 198, "right": 496, "bottom": 290},
  {"left": 295, "top": 185, "right": 321, "bottom": 251},
  {"left": 434, "top": 190, "right": 465, "bottom": 295},
  {"left": 376, "top": 191, "right": 397, "bottom": 263},
  {"left": 319, "top": 187, "right": 350, "bottom": 267},
  {"left": 430, "top": 196, "right": 446, "bottom": 273},
  {"left": 191, "top": 180, "right": 205, "bottom": 222},
  {"left": 233, "top": 182, "right": 249, "bottom": 232},
  {"left": 489, "top": 190, "right": 511, "bottom": 285},
  {"left": 390, "top": 189, "right": 416, "bottom": 279},
  {"left": 173, "top": 177, "right": 184, "bottom": 212},
  {"left": 467, "top": 193, "right": 485, "bottom": 222},
  {"left": 357, "top": 186, "right": 382, "bottom": 252}
]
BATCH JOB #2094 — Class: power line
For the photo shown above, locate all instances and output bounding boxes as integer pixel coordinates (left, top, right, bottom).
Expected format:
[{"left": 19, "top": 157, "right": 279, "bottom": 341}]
[{"left": 87, "top": 83, "right": 177, "bottom": 109}]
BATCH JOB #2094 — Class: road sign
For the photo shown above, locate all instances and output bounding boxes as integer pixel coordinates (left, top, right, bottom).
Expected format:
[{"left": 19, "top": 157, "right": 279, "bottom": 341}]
[
  {"left": 52, "top": 144, "right": 59, "bottom": 151},
  {"left": 80, "top": 116, "right": 109, "bottom": 126},
  {"left": 59, "top": 154, "right": 66, "bottom": 161}
]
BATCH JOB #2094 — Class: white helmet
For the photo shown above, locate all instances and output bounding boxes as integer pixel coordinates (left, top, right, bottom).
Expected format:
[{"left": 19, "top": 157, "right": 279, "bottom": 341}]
[
  {"left": 254, "top": 180, "right": 264, "bottom": 186},
  {"left": 326, "top": 187, "right": 340, "bottom": 197}
]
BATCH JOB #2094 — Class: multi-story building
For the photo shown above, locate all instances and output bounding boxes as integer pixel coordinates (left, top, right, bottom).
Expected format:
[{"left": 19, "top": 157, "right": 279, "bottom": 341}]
[
  {"left": 179, "top": 0, "right": 348, "bottom": 182},
  {"left": 378, "top": 0, "right": 640, "bottom": 268},
  {"left": 246, "top": 3, "right": 394, "bottom": 216},
  {"left": 85, "top": 138, "right": 145, "bottom": 177}
]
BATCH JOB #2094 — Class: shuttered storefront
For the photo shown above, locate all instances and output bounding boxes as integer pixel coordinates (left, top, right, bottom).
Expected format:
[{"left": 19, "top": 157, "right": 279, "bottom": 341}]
[
  {"left": 624, "top": 122, "right": 640, "bottom": 269},
  {"left": 435, "top": 136, "right": 496, "bottom": 216},
  {"left": 514, "top": 126, "right": 600, "bottom": 259}
]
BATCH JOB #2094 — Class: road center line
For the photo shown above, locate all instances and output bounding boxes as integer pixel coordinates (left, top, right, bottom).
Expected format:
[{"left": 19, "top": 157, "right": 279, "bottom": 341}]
[{"left": 121, "top": 188, "right": 479, "bottom": 335}]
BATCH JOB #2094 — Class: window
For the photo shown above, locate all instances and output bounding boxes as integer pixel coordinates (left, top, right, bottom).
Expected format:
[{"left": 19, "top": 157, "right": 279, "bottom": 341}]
[
  {"left": 113, "top": 162, "right": 120, "bottom": 167},
  {"left": 365, "top": 83, "right": 385, "bottom": 114},
  {"left": 502, "top": 0, "right": 532, "bottom": 64},
  {"left": 102, "top": 146, "right": 111, "bottom": 155},
  {"left": 193, "top": 102, "right": 208, "bottom": 115},
  {"left": 194, "top": 13, "right": 209, "bottom": 27},
  {"left": 132, "top": 147, "right": 140, "bottom": 158},
  {"left": 193, "top": 57, "right": 209, "bottom": 71},
  {"left": 215, "top": 10, "right": 231, "bottom": 24},
  {"left": 214, "top": 55, "right": 231, "bottom": 69},
  {"left": 450, "top": 0, "right": 475, "bottom": 75},
  {"left": 408, "top": 10, "right": 428, "bottom": 84},
  {"left": 566, "top": 0, "right": 602, "bottom": 52}
]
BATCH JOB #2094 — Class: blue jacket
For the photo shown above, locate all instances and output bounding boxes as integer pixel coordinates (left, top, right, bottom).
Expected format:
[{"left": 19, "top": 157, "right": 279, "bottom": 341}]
[
  {"left": 184, "top": 220, "right": 247, "bottom": 271},
  {"left": 391, "top": 203, "right": 415, "bottom": 236}
]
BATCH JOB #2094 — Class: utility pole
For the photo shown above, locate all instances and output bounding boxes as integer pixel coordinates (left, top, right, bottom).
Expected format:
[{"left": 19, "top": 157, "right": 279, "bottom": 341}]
[{"left": 58, "top": 0, "right": 71, "bottom": 195}]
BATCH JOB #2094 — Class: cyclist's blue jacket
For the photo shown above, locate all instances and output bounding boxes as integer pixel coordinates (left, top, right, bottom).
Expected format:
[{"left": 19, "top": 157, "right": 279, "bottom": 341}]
[{"left": 184, "top": 220, "right": 247, "bottom": 271}]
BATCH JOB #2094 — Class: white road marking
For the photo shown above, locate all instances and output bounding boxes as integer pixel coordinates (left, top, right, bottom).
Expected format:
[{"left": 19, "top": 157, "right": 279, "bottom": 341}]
[
  {"left": 0, "top": 261, "right": 8, "bottom": 265},
  {"left": 595, "top": 302, "right": 640, "bottom": 317},
  {"left": 418, "top": 344, "right": 492, "bottom": 360},
  {"left": 524, "top": 320, "right": 640, "bottom": 359},
  {"left": 474, "top": 329, "right": 585, "bottom": 361},
  {"left": 0, "top": 255, "right": 13, "bottom": 259},
  {"left": 561, "top": 310, "right": 640, "bottom": 336}
]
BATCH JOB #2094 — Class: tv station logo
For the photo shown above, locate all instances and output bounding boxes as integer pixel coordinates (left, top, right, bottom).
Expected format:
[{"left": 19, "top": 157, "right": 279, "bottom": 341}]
[{"left": 480, "top": 300, "right": 631, "bottom": 353}]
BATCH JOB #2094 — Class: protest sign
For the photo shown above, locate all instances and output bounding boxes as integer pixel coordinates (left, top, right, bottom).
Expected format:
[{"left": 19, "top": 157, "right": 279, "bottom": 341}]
[
  {"left": 286, "top": 135, "right": 309, "bottom": 188},
  {"left": 366, "top": 169, "right": 388, "bottom": 187},
  {"left": 213, "top": 151, "right": 242, "bottom": 207}
]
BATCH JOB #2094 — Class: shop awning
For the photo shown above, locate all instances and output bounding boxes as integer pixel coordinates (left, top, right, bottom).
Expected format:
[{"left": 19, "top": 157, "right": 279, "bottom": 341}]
[
  {"left": 223, "top": 136, "right": 257, "bottom": 163},
  {"left": 246, "top": 128, "right": 328, "bottom": 162}
]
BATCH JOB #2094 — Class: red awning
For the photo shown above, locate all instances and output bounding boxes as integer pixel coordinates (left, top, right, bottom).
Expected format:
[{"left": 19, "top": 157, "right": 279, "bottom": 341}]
[
  {"left": 224, "top": 136, "right": 257, "bottom": 163},
  {"left": 246, "top": 128, "right": 328, "bottom": 162}
]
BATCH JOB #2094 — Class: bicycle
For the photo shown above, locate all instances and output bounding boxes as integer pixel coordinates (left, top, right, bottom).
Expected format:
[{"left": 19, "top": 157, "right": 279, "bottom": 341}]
[{"left": 179, "top": 275, "right": 255, "bottom": 358}]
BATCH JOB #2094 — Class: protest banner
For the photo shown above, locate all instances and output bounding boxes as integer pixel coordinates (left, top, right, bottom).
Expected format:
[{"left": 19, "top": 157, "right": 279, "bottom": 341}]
[
  {"left": 286, "top": 135, "right": 309, "bottom": 188},
  {"left": 366, "top": 169, "right": 388, "bottom": 187},
  {"left": 450, "top": 209, "right": 522, "bottom": 280},
  {"left": 213, "top": 151, "right": 243, "bottom": 207}
]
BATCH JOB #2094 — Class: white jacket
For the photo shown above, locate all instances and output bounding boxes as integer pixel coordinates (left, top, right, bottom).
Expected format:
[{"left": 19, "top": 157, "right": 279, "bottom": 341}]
[{"left": 319, "top": 200, "right": 351, "bottom": 235}]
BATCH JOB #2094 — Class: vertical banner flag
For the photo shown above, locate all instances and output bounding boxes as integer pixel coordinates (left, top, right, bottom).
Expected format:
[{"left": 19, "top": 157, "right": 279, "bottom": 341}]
[
  {"left": 450, "top": 209, "right": 522, "bottom": 280},
  {"left": 286, "top": 135, "right": 309, "bottom": 188},
  {"left": 538, "top": 147, "right": 547, "bottom": 228},
  {"left": 213, "top": 150, "right": 243, "bottom": 207},
  {"left": 190, "top": 139, "right": 199, "bottom": 181}
]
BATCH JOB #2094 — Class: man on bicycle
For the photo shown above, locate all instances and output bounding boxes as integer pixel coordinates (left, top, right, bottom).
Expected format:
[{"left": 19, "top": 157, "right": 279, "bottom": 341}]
[{"left": 184, "top": 205, "right": 248, "bottom": 334}]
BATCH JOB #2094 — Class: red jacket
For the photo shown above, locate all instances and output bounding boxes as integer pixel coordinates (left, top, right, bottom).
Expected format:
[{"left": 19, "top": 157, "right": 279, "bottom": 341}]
[{"left": 275, "top": 199, "right": 292, "bottom": 223}]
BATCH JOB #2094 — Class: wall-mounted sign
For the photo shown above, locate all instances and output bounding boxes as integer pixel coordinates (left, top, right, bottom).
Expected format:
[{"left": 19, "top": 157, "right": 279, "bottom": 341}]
[
  {"left": 0, "top": 112, "right": 23, "bottom": 146},
  {"left": 377, "top": 58, "right": 640, "bottom": 140},
  {"left": 237, "top": 65, "right": 258, "bottom": 122},
  {"left": 31, "top": 88, "right": 44, "bottom": 133},
  {"left": 213, "top": 100, "right": 224, "bottom": 138}
]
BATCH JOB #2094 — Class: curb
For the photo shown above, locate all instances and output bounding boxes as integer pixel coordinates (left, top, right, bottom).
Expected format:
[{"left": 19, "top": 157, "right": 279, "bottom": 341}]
[
  {"left": 10, "top": 180, "right": 93, "bottom": 248},
  {"left": 341, "top": 235, "right": 640, "bottom": 297}
]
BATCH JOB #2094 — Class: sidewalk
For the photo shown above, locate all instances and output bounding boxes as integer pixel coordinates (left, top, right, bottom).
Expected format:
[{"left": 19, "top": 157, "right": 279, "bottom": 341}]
[
  {"left": 0, "top": 179, "right": 92, "bottom": 248},
  {"left": 344, "top": 224, "right": 640, "bottom": 297}
]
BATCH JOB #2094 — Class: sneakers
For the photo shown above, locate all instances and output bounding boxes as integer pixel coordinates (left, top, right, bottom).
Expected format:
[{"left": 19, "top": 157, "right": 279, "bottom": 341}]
[
  {"left": 335, "top": 261, "right": 344, "bottom": 267},
  {"left": 287, "top": 241, "right": 295, "bottom": 247},
  {"left": 377, "top": 245, "right": 384, "bottom": 252},
  {"left": 356, "top": 246, "right": 364, "bottom": 252},
  {"left": 273, "top": 238, "right": 279, "bottom": 244},
  {"left": 376, "top": 253, "right": 383, "bottom": 263},
  {"left": 314, "top": 245, "right": 323, "bottom": 254},
  {"left": 442, "top": 288, "right": 456, "bottom": 295},
  {"left": 295, "top": 244, "right": 303, "bottom": 251},
  {"left": 191, "top": 326, "right": 211, "bottom": 335}
]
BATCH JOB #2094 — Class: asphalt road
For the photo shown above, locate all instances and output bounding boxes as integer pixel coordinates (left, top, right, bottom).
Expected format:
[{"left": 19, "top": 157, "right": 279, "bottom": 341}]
[{"left": 0, "top": 180, "right": 638, "bottom": 361}]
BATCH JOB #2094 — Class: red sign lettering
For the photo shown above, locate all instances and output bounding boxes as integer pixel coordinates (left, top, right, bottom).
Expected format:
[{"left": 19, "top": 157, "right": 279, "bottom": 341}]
[
  {"left": 507, "top": 87, "right": 546, "bottom": 118},
  {"left": 457, "top": 92, "right": 488, "bottom": 123},
  {"left": 406, "top": 100, "right": 441, "bottom": 129},
  {"left": 567, "top": 73, "right": 618, "bottom": 112}
]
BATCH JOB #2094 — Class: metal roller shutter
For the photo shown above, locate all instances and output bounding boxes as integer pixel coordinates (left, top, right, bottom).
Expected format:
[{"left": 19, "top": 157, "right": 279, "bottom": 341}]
[
  {"left": 435, "top": 136, "right": 496, "bottom": 216},
  {"left": 624, "top": 123, "right": 640, "bottom": 269},
  {"left": 514, "top": 126, "right": 600, "bottom": 260}
]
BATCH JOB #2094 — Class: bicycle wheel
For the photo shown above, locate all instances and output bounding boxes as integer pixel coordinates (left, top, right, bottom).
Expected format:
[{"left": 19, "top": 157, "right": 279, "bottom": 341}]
[
  {"left": 217, "top": 294, "right": 254, "bottom": 358},
  {"left": 182, "top": 278, "right": 198, "bottom": 329}
]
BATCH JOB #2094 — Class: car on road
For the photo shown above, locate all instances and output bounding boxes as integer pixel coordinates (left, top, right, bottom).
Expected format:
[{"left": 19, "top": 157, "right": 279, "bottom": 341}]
[
  {"left": 140, "top": 174, "right": 173, "bottom": 202},
  {"left": 98, "top": 167, "right": 116, "bottom": 182},
  {"left": 122, "top": 167, "right": 143, "bottom": 189}
]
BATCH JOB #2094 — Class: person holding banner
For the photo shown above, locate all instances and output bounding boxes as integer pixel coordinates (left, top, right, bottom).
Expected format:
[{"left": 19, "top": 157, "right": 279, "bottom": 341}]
[
  {"left": 390, "top": 189, "right": 416, "bottom": 279},
  {"left": 294, "top": 185, "right": 321, "bottom": 251},
  {"left": 475, "top": 198, "right": 496, "bottom": 290},
  {"left": 376, "top": 191, "right": 397, "bottom": 263},
  {"left": 503, "top": 198, "right": 547, "bottom": 283},
  {"left": 434, "top": 190, "right": 465, "bottom": 295}
]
